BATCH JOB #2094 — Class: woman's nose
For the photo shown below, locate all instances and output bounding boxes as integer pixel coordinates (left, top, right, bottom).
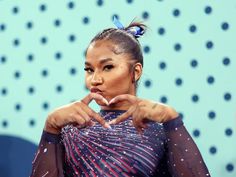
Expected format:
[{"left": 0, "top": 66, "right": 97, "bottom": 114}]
[{"left": 91, "top": 73, "right": 103, "bottom": 86}]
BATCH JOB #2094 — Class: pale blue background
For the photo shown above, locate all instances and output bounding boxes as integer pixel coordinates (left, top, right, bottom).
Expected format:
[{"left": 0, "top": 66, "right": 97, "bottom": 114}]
[{"left": 0, "top": 0, "right": 235, "bottom": 177}]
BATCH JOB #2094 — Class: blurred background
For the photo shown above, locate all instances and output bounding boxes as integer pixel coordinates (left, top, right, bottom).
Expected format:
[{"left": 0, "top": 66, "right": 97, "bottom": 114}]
[{"left": 0, "top": 0, "right": 235, "bottom": 177}]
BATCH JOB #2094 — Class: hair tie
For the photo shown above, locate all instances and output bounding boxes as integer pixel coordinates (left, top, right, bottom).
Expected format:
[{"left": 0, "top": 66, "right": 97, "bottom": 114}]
[
  {"left": 113, "top": 16, "right": 144, "bottom": 38},
  {"left": 126, "top": 26, "right": 144, "bottom": 38},
  {"left": 113, "top": 16, "right": 124, "bottom": 29}
]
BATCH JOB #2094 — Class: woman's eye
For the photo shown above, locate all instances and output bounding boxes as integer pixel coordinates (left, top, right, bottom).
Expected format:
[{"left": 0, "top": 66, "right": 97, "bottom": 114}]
[
  {"left": 104, "top": 65, "right": 114, "bottom": 71},
  {"left": 84, "top": 68, "right": 93, "bottom": 73}
]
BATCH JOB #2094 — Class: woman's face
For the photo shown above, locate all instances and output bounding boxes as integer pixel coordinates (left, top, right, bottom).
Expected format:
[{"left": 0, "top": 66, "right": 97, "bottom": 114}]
[{"left": 85, "top": 40, "right": 135, "bottom": 107}]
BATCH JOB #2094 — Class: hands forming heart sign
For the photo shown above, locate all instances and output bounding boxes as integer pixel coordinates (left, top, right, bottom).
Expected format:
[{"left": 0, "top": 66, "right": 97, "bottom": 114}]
[{"left": 44, "top": 93, "right": 179, "bottom": 134}]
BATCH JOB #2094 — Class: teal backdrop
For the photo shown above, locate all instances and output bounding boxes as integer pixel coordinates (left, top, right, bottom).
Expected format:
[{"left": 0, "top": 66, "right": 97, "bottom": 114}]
[{"left": 0, "top": 0, "right": 235, "bottom": 177}]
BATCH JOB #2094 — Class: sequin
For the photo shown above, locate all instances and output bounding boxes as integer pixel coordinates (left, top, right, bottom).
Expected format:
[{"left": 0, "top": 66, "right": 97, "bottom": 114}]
[{"left": 30, "top": 110, "right": 211, "bottom": 177}]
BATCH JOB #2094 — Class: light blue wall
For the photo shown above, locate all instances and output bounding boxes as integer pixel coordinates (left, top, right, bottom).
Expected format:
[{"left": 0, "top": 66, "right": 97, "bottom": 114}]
[{"left": 0, "top": 0, "right": 235, "bottom": 177}]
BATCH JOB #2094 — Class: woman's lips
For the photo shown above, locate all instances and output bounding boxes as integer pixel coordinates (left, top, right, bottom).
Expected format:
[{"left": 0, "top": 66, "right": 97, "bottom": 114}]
[{"left": 90, "top": 88, "right": 103, "bottom": 94}]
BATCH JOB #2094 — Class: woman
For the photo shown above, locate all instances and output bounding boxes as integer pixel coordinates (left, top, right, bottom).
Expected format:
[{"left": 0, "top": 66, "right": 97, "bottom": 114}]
[{"left": 30, "top": 17, "right": 211, "bottom": 177}]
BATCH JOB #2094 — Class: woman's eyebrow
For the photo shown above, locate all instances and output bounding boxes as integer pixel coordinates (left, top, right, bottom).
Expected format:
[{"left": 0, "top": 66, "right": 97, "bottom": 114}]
[{"left": 85, "top": 58, "right": 113, "bottom": 66}]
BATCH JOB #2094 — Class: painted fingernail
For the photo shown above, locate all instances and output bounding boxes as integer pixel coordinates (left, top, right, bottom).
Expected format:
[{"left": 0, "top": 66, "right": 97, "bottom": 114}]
[
  {"left": 89, "top": 122, "right": 96, "bottom": 127},
  {"left": 103, "top": 98, "right": 109, "bottom": 105},
  {"left": 104, "top": 122, "right": 112, "bottom": 129},
  {"left": 108, "top": 98, "right": 115, "bottom": 105},
  {"left": 108, "top": 120, "right": 114, "bottom": 125}
]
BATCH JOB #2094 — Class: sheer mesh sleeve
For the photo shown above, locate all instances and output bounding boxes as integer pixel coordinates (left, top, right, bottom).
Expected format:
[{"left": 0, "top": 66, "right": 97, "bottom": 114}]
[
  {"left": 162, "top": 116, "right": 211, "bottom": 177},
  {"left": 30, "top": 131, "right": 65, "bottom": 177}
]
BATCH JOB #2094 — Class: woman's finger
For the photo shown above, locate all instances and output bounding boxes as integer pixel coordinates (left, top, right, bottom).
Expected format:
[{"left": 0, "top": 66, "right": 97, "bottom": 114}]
[
  {"left": 80, "top": 102, "right": 110, "bottom": 128},
  {"left": 109, "top": 94, "right": 138, "bottom": 105},
  {"left": 109, "top": 105, "right": 137, "bottom": 125},
  {"left": 81, "top": 92, "right": 108, "bottom": 105},
  {"left": 91, "top": 110, "right": 111, "bottom": 128},
  {"left": 132, "top": 108, "right": 143, "bottom": 130},
  {"left": 74, "top": 105, "right": 91, "bottom": 125},
  {"left": 134, "top": 117, "right": 148, "bottom": 129},
  {"left": 130, "top": 107, "right": 148, "bottom": 134},
  {"left": 80, "top": 93, "right": 110, "bottom": 128},
  {"left": 87, "top": 121, "right": 96, "bottom": 127},
  {"left": 79, "top": 101, "right": 110, "bottom": 128},
  {"left": 70, "top": 113, "right": 86, "bottom": 126},
  {"left": 132, "top": 117, "right": 144, "bottom": 134}
]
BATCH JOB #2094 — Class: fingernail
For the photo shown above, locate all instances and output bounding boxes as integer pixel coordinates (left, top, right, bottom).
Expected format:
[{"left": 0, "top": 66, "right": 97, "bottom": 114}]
[
  {"left": 108, "top": 98, "right": 115, "bottom": 105},
  {"left": 90, "top": 122, "right": 96, "bottom": 126},
  {"left": 104, "top": 122, "right": 112, "bottom": 129},
  {"left": 109, "top": 120, "right": 116, "bottom": 125},
  {"left": 103, "top": 98, "right": 109, "bottom": 105}
]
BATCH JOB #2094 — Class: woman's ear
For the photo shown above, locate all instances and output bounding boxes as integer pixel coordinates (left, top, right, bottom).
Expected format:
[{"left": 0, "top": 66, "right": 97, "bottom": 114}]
[{"left": 133, "top": 63, "right": 143, "bottom": 82}]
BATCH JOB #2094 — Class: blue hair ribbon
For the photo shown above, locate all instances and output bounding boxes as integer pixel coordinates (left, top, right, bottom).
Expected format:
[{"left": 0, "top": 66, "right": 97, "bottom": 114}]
[
  {"left": 113, "top": 16, "right": 144, "bottom": 38},
  {"left": 113, "top": 16, "right": 124, "bottom": 29}
]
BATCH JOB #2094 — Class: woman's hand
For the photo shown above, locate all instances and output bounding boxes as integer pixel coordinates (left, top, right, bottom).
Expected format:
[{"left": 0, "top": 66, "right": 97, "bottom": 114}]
[
  {"left": 44, "top": 93, "right": 111, "bottom": 134},
  {"left": 108, "top": 94, "right": 179, "bottom": 132}
]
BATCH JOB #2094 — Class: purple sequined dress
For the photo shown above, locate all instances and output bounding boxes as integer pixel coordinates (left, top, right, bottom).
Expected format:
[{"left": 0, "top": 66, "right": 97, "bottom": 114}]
[{"left": 30, "top": 110, "right": 210, "bottom": 177}]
